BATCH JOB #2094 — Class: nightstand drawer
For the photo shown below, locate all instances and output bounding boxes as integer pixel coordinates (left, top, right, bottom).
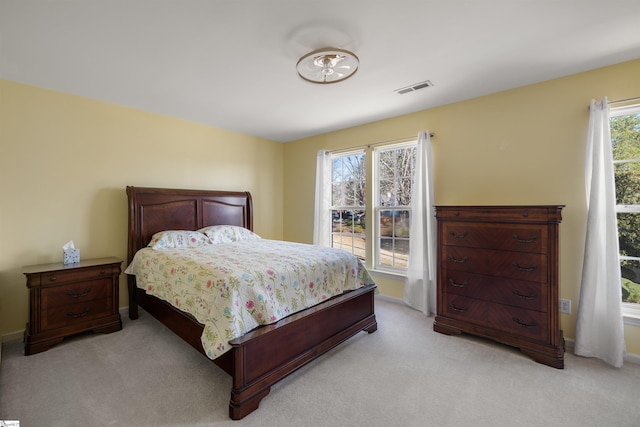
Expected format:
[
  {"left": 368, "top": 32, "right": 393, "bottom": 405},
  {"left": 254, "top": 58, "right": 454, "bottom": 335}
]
[
  {"left": 42, "top": 298, "right": 113, "bottom": 330},
  {"left": 39, "top": 265, "right": 117, "bottom": 287},
  {"left": 42, "top": 279, "right": 112, "bottom": 310}
]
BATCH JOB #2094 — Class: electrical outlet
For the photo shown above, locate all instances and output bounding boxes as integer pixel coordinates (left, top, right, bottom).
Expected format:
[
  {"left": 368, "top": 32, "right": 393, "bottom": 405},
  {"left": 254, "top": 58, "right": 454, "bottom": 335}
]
[{"left": 560, "top": 298, "right": 571, "bottom": 314}]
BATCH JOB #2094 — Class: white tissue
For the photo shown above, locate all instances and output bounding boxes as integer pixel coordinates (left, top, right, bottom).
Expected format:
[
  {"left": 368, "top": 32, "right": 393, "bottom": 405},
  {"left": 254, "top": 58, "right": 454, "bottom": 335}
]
[{"left": 63, "top": 240, "right": 75, "bottom": 250}]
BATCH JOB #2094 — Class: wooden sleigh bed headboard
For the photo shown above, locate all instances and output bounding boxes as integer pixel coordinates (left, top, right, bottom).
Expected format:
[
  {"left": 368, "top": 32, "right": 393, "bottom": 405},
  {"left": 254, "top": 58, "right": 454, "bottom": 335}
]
[
  {"left": 126, "top": 186, "right": 253, "bottom": 266},
  {"left": 125, "top": 185, "right": 377, "bottom": 420}
]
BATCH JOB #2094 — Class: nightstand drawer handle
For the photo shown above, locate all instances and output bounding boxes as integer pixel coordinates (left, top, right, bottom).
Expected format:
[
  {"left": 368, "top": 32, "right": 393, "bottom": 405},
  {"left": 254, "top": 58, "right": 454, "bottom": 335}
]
[
  {"left": 99, "top": 270, "right": 106, "bottom": 275},
  {"left": 67, "top": 308, "right": 90, "bottom": 318},
  {"left": 512, "top": 234, "right": 537, "bottom": 244},
  {"left": 448, "top": 256, "right": 468, "bottom": 263},
  {"left": 512, "top": 262, "right": 537, "bottom": 272},
  {"left": 449, "top": 303, "right": 468, "bottom": 312},
  {"left": 49, "top": 276, "right": 57, "bottom": 282},
  {"left": 448, "top": 231, "right": 468, "bottom": 239},
  {"left": 66, "top": 288, "right": 91, "bottom": 298},
  {"left": 512, "top": 317, "right": 538, "bottom": 328},
  {"left": 448, "top": 279, "right": 468, "bottom": 288},
  {"left": 513, "top": 290, "right": 537, "bottom": 300}
]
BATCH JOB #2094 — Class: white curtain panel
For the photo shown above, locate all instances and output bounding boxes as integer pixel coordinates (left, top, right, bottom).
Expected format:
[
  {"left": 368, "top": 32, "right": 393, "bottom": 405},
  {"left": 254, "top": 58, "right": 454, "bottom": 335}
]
[
  {"left": 313, "top": 149, "right": 332, "bottom": 247},
  {"left": 403, "top": 131, "right": 437, "bottom": 315},
  {"left": 575, "top": 98, "right": 626, "bottom": 367}
]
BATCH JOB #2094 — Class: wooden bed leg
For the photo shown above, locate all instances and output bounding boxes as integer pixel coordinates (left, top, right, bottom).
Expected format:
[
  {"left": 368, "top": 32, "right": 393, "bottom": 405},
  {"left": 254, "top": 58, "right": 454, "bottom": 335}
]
[
  {"left": 363, "top": 321, "right": 378, "bottom": 333},
  {"left": 229, "top": 387, "right": 271, "bottom": 420},
  {"left": 128, "top": 276, "right": 139, "bottom": 320}
]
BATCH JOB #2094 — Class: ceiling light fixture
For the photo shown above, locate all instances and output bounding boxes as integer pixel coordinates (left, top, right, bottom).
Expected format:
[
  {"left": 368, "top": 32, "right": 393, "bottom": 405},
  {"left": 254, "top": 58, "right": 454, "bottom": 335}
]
[{"left": 296, "top": 47, "right": 359, "bottom": 84}]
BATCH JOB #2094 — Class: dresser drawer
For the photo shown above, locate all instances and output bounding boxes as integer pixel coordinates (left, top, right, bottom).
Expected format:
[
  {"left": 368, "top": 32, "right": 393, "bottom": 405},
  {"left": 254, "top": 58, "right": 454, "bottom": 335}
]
[
  {"left": 38, "top": 265, "right": 118, "bottom": 287},
  {"left": 443, "top": 294, "right": 548, "bottom": 342},
  {"left": 489, "top": 301, "right": 549, "bottom": 342},
  {"left": 442, "top": 294, "right": 486, "bottom": 325},
  {"left": 442, "top": 222, "right": 547, "bottom": 253},
  {"left": 443, "top": 270, "right": 548, "bottom": 312},
  {"left": 443, "top": 246, "right": 547, "bottom": 282},
  {"left": 41, "top": 279, "right": 113, "bottom": 311},
  {"left": 42, "top": 298, "right": 114, "bottom": 330}
]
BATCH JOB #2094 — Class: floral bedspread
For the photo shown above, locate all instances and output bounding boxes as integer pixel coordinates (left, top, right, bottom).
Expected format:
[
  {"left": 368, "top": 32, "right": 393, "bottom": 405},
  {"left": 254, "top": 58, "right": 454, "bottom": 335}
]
[{"left": 125, "top": 239, "right": 375, "bottom": 359}]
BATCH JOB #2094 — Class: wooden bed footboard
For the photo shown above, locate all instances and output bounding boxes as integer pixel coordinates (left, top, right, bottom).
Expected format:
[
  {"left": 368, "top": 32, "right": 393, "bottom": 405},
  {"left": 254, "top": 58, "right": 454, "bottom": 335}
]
[
  {"left": 227, "top": 284, "right": 377, "bottom": 419},
  {"left": 130, "top": 283, "right": 377, "bottom": 419}
]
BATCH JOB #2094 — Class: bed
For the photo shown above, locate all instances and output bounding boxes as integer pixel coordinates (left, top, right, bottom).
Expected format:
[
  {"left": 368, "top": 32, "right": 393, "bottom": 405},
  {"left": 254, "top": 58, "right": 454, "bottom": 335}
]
[{"left": 125, "top": 186, "right": 378, "bottom": 420}]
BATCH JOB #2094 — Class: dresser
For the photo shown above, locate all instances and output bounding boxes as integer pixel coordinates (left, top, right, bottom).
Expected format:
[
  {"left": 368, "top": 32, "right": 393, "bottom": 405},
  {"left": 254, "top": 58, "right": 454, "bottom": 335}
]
[
  {"left": 433, "top": 206, "right": 564, "bottom": 368},
  {"left": 23, "top": 257, "right": 122, "bottom": 355}
]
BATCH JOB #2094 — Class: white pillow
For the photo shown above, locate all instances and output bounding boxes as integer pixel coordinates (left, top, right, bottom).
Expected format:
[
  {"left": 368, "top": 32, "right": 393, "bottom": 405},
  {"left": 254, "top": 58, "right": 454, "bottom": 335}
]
[
  {"left": 198, "top": 225, "right": 261, "bottom": 244},
  {"left": 148, "top": 230, "right": 210, "bottom": 250}
]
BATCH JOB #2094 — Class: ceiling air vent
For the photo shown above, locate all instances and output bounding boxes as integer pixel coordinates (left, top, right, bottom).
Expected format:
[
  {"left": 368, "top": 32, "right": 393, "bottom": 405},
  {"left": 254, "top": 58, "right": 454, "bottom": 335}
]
[{"left": 394, "top": 80, "right": 434, "bottom": 95}]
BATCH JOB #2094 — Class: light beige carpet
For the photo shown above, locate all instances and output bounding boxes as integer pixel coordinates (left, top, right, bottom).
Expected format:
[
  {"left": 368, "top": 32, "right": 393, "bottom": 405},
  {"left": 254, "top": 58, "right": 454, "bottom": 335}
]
[{"left": 1, "top": 298, "right": 639, "bottom": 427}]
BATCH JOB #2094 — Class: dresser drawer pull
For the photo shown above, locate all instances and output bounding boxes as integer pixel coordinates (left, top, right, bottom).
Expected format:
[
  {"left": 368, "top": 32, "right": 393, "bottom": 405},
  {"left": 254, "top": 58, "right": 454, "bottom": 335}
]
[
  {"left": 67, "top": 308, "right": 91, "bottom": 318},
  {"left": 449, "top": 303, "right": 468, "bottom": 312},
  {"left": 66, "top": 288, "right": 92, "bottom": 298},
  {"left": 448, "top": 256, "right": 469, "bottom": 263},
  {"left": 448, "top": 231, "right": 468, "bottom": 239},
  {"left": 512, "top": 262, "right": 537, "bottom": 272},
  {"left": 49, "top": 276, "right": 57, "bottom": 282},
  {"left": 512, "top": 234, "right": 537, "bottom": 244},
  {"left": 448, "top": 279, "right": 468, "bottom": 288},
  {"left": 512, "top": 290, "right": 537, "bottom": 300},
  {"left": 512, "top": 317, "right": 538, "bottom": 328}
]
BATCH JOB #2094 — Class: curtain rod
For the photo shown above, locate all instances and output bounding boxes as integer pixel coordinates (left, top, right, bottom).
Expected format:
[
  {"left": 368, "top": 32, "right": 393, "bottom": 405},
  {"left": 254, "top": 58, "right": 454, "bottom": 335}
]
[
  {"left": 609, "top": 96, "right": 640, "bottom": 105},
  {"left": 330, "top": 132, "right": 435, "bottom": 154},
  {"left": 588, "top": 96, "right": 640, "bottom": 110}
]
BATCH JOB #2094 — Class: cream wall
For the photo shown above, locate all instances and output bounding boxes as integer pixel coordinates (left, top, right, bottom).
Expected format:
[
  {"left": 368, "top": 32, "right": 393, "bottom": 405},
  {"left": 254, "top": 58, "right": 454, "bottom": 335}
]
[
  {"left": 0, "top": 79, "right": 284, "bottom": 337},
  {"left": 283, "top": 58, "right": 640, "bottom": 356}
]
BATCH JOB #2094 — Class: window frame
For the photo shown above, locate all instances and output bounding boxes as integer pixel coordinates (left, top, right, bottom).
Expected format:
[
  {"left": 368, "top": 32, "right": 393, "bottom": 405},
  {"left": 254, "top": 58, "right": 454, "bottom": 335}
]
[
  {"left": 610, "top": 103, "right": 640, "bottom": 323},
  {"left": 372, "top": 142, "right": 417, "bottom": 274},
  {"left": 329, "top": 149, "right": 367, "bottom": 261},
  {"left": 326, "top": 141, "right": 417, "bottom": 276}
]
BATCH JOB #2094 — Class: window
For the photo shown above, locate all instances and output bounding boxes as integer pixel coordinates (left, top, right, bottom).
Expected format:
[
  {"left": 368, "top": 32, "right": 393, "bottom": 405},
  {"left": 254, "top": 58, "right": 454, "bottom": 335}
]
[
  {"left": 331, "top": 151, "right": 366, "bottom": 259},
  {"left": 328, "top": 142, "right": 417, "bottom": 273},
  {"left": 375, "top": 144, "right": 416, "bottom": 271},
  {"left": 610, "top": 103, "right": 640, "bottom": 317}
]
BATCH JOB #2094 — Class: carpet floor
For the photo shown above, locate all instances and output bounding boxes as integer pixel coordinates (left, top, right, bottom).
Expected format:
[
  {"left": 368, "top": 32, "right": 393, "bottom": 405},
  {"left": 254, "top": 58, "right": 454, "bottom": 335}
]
[{"left": 1, "top": 298, "right": 639, "bottom": 426}]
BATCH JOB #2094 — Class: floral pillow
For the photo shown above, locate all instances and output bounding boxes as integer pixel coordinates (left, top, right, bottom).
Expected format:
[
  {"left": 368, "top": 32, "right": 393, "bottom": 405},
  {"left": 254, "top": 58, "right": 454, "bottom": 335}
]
[
  {"left": 148, "top": 230, "right": 210, "bottom": 250},
  {"left": 198, "top": 225, "right": 261, "bottom": 244}
]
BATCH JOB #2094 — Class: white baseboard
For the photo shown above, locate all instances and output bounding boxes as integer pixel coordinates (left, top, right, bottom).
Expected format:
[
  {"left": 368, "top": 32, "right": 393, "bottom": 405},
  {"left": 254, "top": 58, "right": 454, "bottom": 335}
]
[{"left": 374, "top": 293, "right": 404, "bottom": 305}]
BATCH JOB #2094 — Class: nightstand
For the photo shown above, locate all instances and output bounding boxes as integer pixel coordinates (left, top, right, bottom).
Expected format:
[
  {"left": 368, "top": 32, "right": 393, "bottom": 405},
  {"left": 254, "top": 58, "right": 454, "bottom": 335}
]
[{"left": 23, "top": 257, "right": 123, "bottom": 355}]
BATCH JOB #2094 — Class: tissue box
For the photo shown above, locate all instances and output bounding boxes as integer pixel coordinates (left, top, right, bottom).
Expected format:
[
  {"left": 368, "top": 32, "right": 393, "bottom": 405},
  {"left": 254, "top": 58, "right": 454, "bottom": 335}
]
[{"left": 63, "top": 249, "right": 80, "bottom": 264}]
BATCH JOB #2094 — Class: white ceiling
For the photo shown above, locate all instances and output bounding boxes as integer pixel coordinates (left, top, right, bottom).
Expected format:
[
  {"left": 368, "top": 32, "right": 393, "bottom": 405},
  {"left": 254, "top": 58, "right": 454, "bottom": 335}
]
[{"left": 2, "top": 1, "right": 640, "bottom": 142}]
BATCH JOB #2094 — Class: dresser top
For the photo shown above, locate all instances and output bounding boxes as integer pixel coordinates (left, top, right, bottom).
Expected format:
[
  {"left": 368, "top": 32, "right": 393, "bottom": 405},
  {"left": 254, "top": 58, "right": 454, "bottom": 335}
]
[
  {"left": 22, "top": 257, "right": 122, "bottom": 275},
  {"left": 435, "top": 205, "right": 564, "bottom": 223}
]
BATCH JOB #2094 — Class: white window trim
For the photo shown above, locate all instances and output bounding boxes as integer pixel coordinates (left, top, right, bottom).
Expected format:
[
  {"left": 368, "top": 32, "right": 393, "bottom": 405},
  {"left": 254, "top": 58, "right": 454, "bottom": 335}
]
[{"left": 623, "top": 302, "right": 640, "bottom": 326}]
